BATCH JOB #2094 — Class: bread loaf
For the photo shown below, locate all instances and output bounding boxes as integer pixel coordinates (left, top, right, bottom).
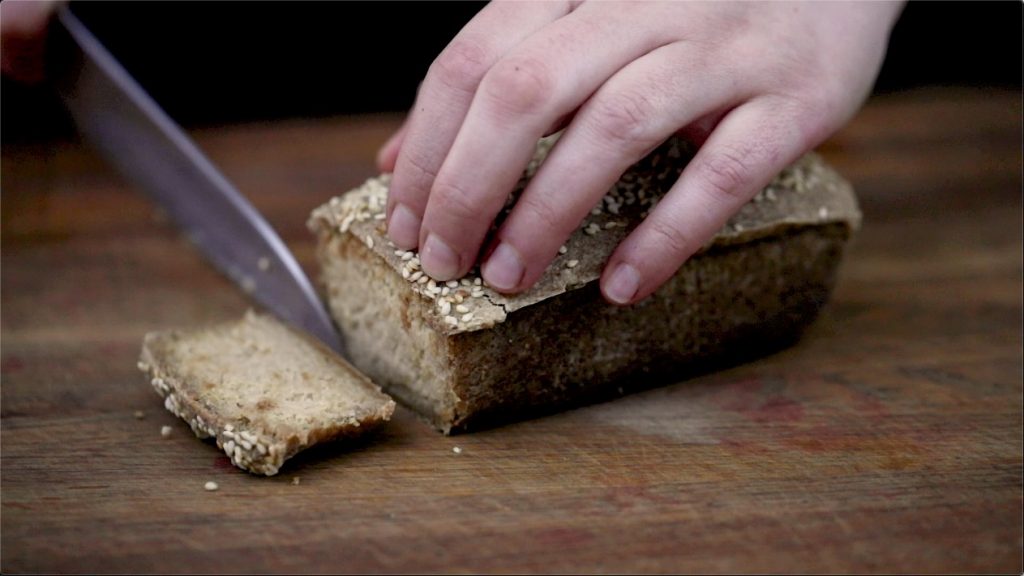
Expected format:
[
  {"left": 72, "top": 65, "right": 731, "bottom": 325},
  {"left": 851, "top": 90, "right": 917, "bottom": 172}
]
[
  {"left": 138, "top": 311, "right": 395, "bottom": 475},
  {"left": 308, "top": 137, "right": 860, "bottom": 433}
]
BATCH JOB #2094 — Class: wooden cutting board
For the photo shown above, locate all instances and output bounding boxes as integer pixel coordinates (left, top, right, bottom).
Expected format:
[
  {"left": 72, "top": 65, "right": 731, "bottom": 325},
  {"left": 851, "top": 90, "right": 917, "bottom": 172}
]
[{"left": 1, "top": 88, "right": 1021, "bottom": 573}]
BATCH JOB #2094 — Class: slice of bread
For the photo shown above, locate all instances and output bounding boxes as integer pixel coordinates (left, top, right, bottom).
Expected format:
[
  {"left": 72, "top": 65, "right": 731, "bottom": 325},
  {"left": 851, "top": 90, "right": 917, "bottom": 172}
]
[
  {"left": 138, "top": 311, "right": 395, "bottom": 475},
  {"left": 308, "top": 136, "right": 860, "bottom": 433}
]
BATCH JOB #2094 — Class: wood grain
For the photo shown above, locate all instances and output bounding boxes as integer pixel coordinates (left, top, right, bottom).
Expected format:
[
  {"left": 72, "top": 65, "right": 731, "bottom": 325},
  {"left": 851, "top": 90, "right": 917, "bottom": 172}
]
[{"left": 2, "top": 88, "right": 1021, "bottom": 573}]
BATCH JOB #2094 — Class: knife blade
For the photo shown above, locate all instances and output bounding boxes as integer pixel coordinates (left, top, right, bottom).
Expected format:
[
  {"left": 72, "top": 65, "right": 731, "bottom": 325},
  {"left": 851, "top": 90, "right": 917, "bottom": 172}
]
[{"left": 48, "top": 6, "right": 345, "bottom": 356}]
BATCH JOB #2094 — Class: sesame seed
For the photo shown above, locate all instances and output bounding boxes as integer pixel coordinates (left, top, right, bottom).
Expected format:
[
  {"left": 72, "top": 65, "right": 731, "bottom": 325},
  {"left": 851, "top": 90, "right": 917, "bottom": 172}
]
[
  {"left": 473, "top": 278, "right": 482, "bottom": 286},
  {"left": 417, "top": 275, "right": 429, "bottom": 284},
  {"left": 604, "top": 221, "right": 618, "bottom": 229},
  {"left": 133, "top": 410, "right": 145, "bottom": 420},
  {"left": 439, "top": 301, "right": 452, "bottom": 315},
  {"left": 292, "top": 477, "right": 301, "bottom": 485},
  {"left": 590, "top": 207, "right": 602, "bottom": 216},
  {"left": 239, "top": 440, "right": 253, "bottom": 451},
  {"left": 204, "top": 481, "right": 219, "bottom": 492},
  {"left": 401, "top": 251, "right": 414, "bottom": 261},
  {"left": 256, "top": 443, "right": 267, "bottom": 456},
  {"left": 394, "top": 249, "right": 404, "bottom": 256},
  {"left": 818, "top": 206, "right": 829, "bottom": 219},
  {"left": 365, "top": 235, "right": 374, "bottom": 249},
  {"left": 454, "top": 293, "right": 465, "bottom": 303},
  {"left": 566, "top": 259, "right": 579, "bottom": 269},
  {"left": 224, "top": 424, "right": 234, "bottom": 432},
  {"left": 455, "top": 304, "right": 470, "bottom": 314},
  {"left": 461, "top": 312, "right": 474, "bottom": 322},
  {"left": 224, "top": 440, "right": 236, "bottom": 454},
  {"left": 137, "top": 361, "right": 149, "bottom": 372},
  {"left": 444, "top": 315, "right": 458, "bottom": 326},
  {"left": 452, "top": 446, "right": 462, "bottom": 454},
  {"left": 460, "top": 279, "right": 472, "bottom": 287},
  {"left": 401, "top": 268, "right": 411, "bottom": 279},
  {"left": 558, "top": 245, "right": 568, "bottom": 255},
  {"left": 446, "top": 280, "right": 459, "bottom": 288},
  {"left": 160, "top": 425, "right": 172, "bottom": 438},
  {"left": 257, "top": 256, "right": 271, "bottom": 271},
  {"left": 409, "top": 270, "right": 423, "bottom": 282},
  {"left": 584, "top": 223, "right": 600, "bottom": 236}
]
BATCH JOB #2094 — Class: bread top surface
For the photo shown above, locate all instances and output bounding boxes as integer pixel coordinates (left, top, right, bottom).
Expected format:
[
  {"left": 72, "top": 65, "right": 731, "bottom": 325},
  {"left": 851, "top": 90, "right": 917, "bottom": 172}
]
[
  {"left": 143, "top": 311, "right": 393, "bottom": 438},
  {"left": 309, "top": 136, "right": 861, "bottom": 336}
]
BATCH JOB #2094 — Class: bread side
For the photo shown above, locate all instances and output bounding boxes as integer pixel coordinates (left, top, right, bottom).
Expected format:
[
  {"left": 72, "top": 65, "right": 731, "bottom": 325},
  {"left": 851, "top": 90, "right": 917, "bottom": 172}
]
[
  {"left": 138, "top": 311, "right": 395, "bottom": 474},
  {"left": 309, "top": 137, "right": 860, "bottom": 433}
]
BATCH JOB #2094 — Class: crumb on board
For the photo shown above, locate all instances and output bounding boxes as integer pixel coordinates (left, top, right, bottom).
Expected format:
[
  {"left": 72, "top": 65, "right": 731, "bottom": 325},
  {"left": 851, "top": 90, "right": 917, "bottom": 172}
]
[
  {"left": 133, "top": 410, "right": 145, "bottom": 420},
  {"left": 292, "top": 477, "right": 301, "bottom": 486},
  {"left": 204, "top": 481, "right": 219, "bottom": 492},
  {"left": 452, "top": 446, "right": 462, "bottom": 454},
  {"left": 160, "top": 425, "right": 172, "bottom": 438}
]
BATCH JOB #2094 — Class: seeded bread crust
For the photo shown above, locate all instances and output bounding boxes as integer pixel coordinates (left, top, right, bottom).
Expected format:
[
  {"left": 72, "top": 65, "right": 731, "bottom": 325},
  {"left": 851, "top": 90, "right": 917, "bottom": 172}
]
[
  {"left": 309, "top": 137, "right": 860, "bottom": 433},
  {"left": 139, "top": 311, "right": 395, "bottom": 475}
]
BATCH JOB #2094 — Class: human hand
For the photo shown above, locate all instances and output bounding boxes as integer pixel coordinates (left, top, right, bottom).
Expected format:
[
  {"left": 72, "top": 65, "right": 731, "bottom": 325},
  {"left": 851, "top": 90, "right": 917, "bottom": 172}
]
[
  {"left": 1, "top": 0, "right": 59, "bottom": 84},
  {"left": 379, "top": 1, "right": 902, "bottom": 304}
]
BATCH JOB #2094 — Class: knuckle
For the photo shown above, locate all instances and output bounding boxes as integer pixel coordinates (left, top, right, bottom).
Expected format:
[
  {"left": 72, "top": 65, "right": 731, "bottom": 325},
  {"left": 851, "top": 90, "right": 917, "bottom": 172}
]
[
  {"left": 430, "top": 180, "right": 483, "bottom": 222},
  {"left": 697, "top": 145, "right": 758, "bottom": 201},
  {"left": 644, "top": 218, "right": 692, "bottom": 259},
  {"left": 588, "top": 90, "right": 660, "bottom": 150},
  {"left": 481, "top": 57, "right": 555, "bottom": 117},
  {"left": 517, "top": 194, "right": 568, "bottom": 237},
  {"left": 395, "top": 148, "right": 440, "bottom": 197},
  {"left": 431, "top": 36, "right": 491, "bottom": 94}
]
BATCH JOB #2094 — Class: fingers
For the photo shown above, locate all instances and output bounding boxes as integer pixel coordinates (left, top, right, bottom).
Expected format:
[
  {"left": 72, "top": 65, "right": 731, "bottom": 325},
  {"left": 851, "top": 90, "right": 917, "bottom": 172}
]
[
  {"left": 481, "top": 41, "right": 738, "bottom": 292},
  {"left": 0, "top": 0, "right": 59, "bottom": 84},
  {"left": 600, "top": 96, "right": 815, "bottom": 304},
  {"left": 375, "top": 117, "right": 408, "bottom": 173},
  {"left": 386, "top": 1, "right": 572, "bottom": 250},
  {"left": 418, "top": 3, "right": 674, "bottom": 280}
]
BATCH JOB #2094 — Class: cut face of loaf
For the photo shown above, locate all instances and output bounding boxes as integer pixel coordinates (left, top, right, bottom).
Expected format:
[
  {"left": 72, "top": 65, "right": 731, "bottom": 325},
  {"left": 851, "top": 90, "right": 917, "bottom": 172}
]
[
  {"left": 308, "top": 136, "right": 860, "bottom": 433},
  {"left": 138, "top": 311, "right": 395, "bottom": 475}
]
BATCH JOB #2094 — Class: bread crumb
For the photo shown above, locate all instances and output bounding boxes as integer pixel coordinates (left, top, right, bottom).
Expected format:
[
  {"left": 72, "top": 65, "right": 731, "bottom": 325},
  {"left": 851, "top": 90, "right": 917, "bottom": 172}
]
[
  {"left": 241, "top": 276, "right": 257, "bottom": 294},
  {"left": 566, "top": 259, "right": 579, "bottom": 269},
  {"left": 452, "top": 446, "right": 462, "bottom": 454},
  {"left": 160, "top": 425, "right": 173, "bottom": 438},
  {"left": 133, "top": 410, "right": 145, "bottom": 420},
  {"left": 292, "top": 477, "right": 301, "bottom": 486},
  {"left": 204, "top": 481, "right": 219, "bottom": 492}
]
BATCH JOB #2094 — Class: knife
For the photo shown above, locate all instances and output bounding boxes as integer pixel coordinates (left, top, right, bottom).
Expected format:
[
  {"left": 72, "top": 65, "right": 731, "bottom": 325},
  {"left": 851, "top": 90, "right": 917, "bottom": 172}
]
[{"left": 48, "top": 6, "right": 345, "bottom": 356}]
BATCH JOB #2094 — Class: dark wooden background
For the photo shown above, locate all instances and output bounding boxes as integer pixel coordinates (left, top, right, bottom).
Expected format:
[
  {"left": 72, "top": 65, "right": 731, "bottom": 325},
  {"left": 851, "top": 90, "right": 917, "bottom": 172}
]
[{"left": 1, "top": 88, "right": 1021, "bottom": 573}]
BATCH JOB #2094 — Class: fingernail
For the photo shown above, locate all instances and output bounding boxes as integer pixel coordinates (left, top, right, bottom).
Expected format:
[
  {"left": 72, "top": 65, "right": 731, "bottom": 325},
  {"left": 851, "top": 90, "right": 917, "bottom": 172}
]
[
  {"left": 605, "top": 262, "right": 640, "bottom": 304},
  {"left": 421, "top": 233, "right": 460, "bottom": 280},
  {"left": 387, "top": 203, "right": 420, "bottom": 249},
  {"left": 482, "top": 242, "right": 525, "bottom": 292}
]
